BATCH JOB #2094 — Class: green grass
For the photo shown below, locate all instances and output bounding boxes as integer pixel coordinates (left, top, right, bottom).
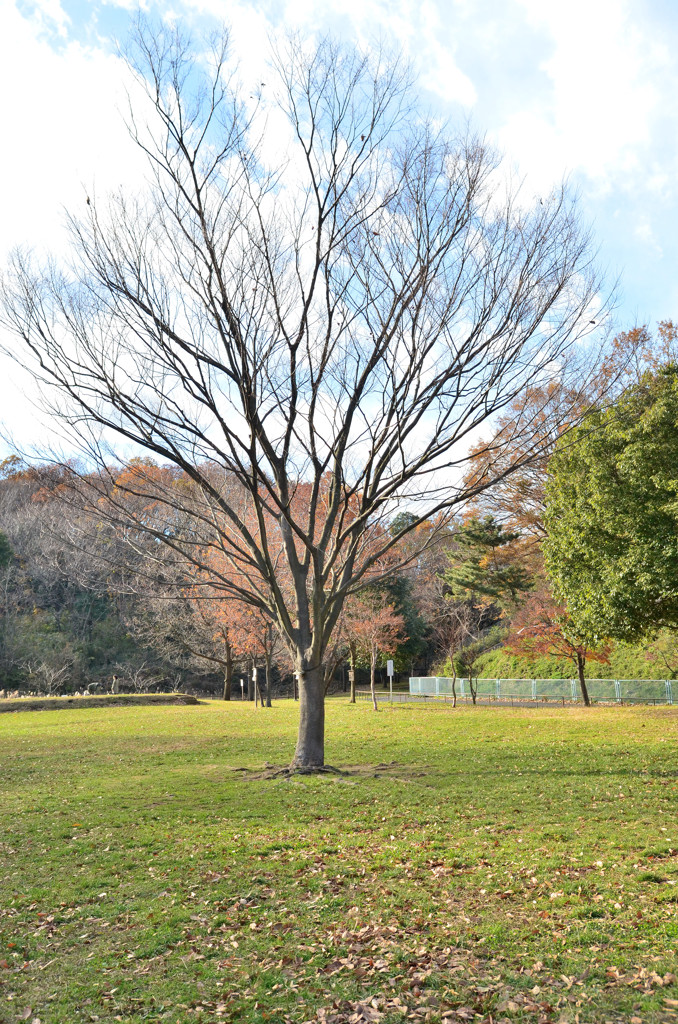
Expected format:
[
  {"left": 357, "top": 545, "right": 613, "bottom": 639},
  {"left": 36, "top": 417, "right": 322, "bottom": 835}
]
[{"left": 0, "top": 700, "right": 677, "bottom": 1023}]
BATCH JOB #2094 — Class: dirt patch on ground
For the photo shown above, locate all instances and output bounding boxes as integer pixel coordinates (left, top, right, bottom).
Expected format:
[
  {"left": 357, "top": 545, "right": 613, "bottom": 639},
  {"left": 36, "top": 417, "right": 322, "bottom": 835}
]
[
  {"left": 0, "top": 693, "right": 202, "bottom": 713},
  {"left": 233, "top": 760, "right": 429, "bottom": 780}
]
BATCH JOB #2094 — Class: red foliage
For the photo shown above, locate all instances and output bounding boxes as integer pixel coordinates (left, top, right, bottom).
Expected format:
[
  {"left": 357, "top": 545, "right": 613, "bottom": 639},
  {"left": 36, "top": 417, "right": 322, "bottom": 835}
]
[{"left": 505, "top": 587, "right": 610, "bottom": 668}]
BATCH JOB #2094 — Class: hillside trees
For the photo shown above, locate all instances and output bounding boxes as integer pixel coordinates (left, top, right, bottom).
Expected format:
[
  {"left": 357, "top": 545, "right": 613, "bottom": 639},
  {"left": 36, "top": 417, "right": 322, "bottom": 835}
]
[{"left": 1, "top": 23, "right": 610, "bottom": 765}]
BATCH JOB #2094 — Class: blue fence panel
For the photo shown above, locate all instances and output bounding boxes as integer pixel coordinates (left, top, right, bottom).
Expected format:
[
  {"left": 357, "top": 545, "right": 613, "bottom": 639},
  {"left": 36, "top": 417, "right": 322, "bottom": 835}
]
[
  {"left": 499, "top": 678, "right": 533, "bottom": 697},
  {"left": 535, "top": 679, "right": 572, "bottom": 698},
  {"left": 409, "top": 677, "right": 674, "bottom": 703}
]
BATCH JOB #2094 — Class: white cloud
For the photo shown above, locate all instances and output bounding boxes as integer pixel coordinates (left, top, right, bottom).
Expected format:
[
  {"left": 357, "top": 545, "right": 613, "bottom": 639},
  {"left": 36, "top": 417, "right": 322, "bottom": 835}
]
[
  {"left": 498, "top": 0, "right": 671, "bottom": 191},
  {"left": 21, "top": 0, "right": 71, "bottom": 37},
  {"left": 184, "top": 0, "right": 477, "bottom": 106},
  {"left": 0, "top": 3, "right": 150, "bottom": 450},
  {"left": 0, "top": 4, "right": 147, "bottom": 259},
  {"left": 634, "top": 216, "right": 663, "bottom": 256},
  {"left": 2, "top": 0, "right": 678, "bottom": 454}
]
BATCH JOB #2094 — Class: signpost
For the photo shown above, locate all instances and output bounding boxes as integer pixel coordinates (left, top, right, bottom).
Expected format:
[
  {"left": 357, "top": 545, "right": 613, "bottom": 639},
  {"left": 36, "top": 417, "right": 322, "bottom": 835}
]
[{"left": 387, "top": 659, "right": 394, "bottom": 703}]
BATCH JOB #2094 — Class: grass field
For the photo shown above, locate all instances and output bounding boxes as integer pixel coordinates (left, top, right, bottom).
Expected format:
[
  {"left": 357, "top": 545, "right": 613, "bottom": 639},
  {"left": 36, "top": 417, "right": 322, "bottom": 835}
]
[{"left": 0, "top": 699, "right": 677, "bottom": 1024}]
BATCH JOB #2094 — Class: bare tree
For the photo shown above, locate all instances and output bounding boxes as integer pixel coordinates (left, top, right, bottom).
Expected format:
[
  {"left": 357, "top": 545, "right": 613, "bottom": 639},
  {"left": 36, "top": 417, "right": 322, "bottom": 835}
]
[
  {"left": 23, "top": 659, "right": 71, "bottom": 696},
  {"left": 115, "top": 659, "right": 154, "bottom": 693},
  {"left": 0, "top": 22, "right": 611, "bottom": 767}
]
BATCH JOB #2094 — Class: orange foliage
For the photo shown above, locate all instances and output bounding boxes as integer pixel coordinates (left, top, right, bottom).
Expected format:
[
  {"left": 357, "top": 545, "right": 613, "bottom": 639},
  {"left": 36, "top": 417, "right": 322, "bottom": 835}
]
[{"left": 505, "top": 587, "right": 610, "bottom": 669}]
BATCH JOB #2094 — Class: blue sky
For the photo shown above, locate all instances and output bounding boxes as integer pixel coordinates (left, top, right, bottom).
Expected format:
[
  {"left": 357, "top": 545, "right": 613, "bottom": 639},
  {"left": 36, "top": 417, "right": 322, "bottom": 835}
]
[{"left": 2, "top": 0, "right": 678, "bottom": 447}]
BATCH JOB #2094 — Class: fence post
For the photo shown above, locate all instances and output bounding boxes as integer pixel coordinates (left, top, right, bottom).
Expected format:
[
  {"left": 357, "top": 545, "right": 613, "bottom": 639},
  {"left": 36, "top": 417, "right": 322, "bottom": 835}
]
[
  {"left": 570, "top": 679, "right": 577, "bottom": 700},
  {"left": 496, "top": 679, "right": 501, "bottom": 699},
  {"left": 614, "top": 680, "right": 621, "bottom": 704},
  {"left": 666, "top": 680, "right": 673, "bottom": 705},
  {"left": 460, "top": 678, "right": 465, "bottom": 698},
  {"left": 435, "top": 677, "right": 440, "bottom": 697},
  {"left": 531, "top": 679, "right": 537, "bottom": 700}
]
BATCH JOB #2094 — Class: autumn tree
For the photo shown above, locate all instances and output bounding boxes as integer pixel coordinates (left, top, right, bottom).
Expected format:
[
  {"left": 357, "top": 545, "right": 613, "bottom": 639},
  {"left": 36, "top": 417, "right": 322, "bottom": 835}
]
[
  {"left": 505, "top": 588, "right": 610, "bottom": 705},
  {"left": 1, "top": 22, "right": 611, "bottom": 766},
  {"left": 344, "top": 595, "right": 406, "bottom": 711},
  {"left": 462, "top": 322, "right": 678, "bottom": 541},
  {"left": 228, "top": 603, "right": 288, "bottom": 708}
]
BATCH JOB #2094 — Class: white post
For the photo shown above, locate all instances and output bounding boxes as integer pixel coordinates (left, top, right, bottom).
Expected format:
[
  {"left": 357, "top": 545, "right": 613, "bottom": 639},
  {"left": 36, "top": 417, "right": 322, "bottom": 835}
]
[{"left": 387, "top": 660, "right": 394, "bottom": 703}]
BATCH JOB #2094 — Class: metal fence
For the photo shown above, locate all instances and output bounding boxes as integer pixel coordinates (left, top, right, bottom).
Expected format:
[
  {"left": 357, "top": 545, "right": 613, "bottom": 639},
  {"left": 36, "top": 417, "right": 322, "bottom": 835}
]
[{"left": 408, "top": 676, "right": 674, "bottom": 705}]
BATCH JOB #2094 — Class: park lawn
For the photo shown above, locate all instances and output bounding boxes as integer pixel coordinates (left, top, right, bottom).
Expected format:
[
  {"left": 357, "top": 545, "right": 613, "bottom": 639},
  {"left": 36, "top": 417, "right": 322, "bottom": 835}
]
[{"left": 0, "top": 701, "right": 677, "bottom": 1024}]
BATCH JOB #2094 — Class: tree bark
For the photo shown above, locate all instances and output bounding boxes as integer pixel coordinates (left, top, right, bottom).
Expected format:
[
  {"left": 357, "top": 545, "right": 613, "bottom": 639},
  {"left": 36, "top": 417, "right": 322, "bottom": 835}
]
[
  {"left": 576, "top": 652, "right": 591, "bottom": 706},
  {"left": 349, "top": 642, "right": 357, "bottom": 704},
  {"left": 292, "top": 665, "right": 325, "bottom": 767},
  {"left": 370, "top": 651, "right": 379, "bottom": 711},
  {"left": 264, "top": 652, "right": 272, "bottom": 708},
  {"left": 449, "top": 647, "right": 457, "bottom": 707},
  {"left": 222, "top": 642, "right": 232, "bottom": 701}
]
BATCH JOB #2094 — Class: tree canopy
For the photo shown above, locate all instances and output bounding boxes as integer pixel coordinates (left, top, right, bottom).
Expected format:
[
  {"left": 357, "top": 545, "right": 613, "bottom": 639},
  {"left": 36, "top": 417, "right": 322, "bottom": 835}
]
[
  {"left": 1, "top": 21, "right": 610, "bottom": 765},
  {"left": 544, "top": 365, "right": 678, "bottom": 643}
]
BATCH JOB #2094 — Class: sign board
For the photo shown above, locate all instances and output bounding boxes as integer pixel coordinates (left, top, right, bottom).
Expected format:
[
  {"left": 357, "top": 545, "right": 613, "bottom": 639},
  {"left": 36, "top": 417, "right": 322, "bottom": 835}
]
[{"left": 387, "top": 660, "right": 394, "bottom": 677}]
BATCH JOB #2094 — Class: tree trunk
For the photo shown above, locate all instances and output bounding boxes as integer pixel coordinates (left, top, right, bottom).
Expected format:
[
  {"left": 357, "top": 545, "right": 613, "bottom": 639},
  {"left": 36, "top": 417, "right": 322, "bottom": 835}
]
[
  {"left": 349, "top": 643, "right": 357, "bottom": 704},
  {"left": 265, "top": 653, "right": 272, "bottom": 708},
  {"left": 576, "top": 652, "right": 591, "bottom": 706},
  {"left": 222, "top": 642, "right": 232, "bottom": 701},
  {"left": 370, "top": 651, "right": 379, "bottom": 711},
  {"left": 449, "top": 648, "right": 457, "bottom": 708},
  {"left": 292, "top": 664, "right": 325, "bottom": 767}
]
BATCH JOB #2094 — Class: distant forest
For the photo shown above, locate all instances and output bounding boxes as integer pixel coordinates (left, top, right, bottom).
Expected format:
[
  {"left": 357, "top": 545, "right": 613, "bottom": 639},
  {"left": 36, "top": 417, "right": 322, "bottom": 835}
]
[
  {"left": 0, "top": 456, "right": 435, "bottom": 697},
  {"left": 2, "top": 427, "right": 677, "bottom": 701}
]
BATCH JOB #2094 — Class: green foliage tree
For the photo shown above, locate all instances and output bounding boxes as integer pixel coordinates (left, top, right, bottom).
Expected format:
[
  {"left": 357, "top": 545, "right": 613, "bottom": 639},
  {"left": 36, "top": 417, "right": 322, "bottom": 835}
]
[
  {"left": 445, "top": 516, "right": 533, "bottom": 606},
  {"left": 544, "top": 366, "right": 678, "bottom": 643},
  {"left": 0, "top": 530, "right": 11, "bottom": 569},
  {"left": 444, "top": 516, "right": 533, "bottom": 701}
]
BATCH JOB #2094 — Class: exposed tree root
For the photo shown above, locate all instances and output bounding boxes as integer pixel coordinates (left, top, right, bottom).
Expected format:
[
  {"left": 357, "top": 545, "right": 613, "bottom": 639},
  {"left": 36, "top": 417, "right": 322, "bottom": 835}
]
[{"left": 231, "top": 760, "right": 429, "bottom": 780}]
